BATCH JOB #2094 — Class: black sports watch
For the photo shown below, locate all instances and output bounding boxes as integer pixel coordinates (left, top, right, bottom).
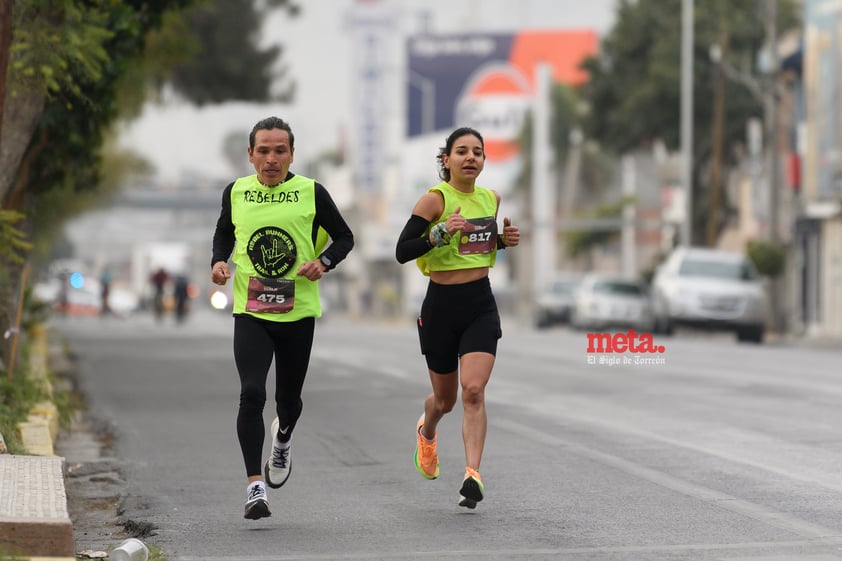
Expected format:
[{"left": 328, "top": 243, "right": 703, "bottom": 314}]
[{"left": 319, "top": 254, "right": 332, "bottom": 270}]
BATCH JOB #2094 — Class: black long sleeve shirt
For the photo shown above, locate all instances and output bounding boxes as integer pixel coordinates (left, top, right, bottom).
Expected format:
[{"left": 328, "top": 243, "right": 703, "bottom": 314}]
[{"left": 211, "top": 173, "right": 354, "bottom": 271}]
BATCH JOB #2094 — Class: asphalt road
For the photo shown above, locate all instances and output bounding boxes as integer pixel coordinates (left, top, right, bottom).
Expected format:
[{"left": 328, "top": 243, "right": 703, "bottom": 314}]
[{"left": 55, "top": 309, "right": 842, "bottom": 561}]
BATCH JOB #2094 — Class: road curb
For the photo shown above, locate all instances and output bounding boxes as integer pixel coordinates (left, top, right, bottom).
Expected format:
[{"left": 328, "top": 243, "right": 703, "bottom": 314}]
[{"left": 0, "top": 326, "right": 74, "bottom": 558}]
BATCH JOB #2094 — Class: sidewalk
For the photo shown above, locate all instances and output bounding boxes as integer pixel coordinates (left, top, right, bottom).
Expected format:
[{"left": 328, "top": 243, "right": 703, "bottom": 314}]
[
  {"left": 0, "top": 325, "right": 75, "bottom": 561},
  {"left": 0, "top": 454, "right": 73, "bottom": 557},
  {"left": 765, "top": 329, "right": 842, "bottom": 350}
]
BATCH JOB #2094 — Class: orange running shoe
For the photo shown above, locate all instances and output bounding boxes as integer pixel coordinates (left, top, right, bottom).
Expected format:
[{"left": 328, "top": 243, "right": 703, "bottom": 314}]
[
  {"left": 414, "top": 414, "right": 439, "bottom": 479},
  {"left": 458, "top": 467, "right": 484, "bottom": 509}
]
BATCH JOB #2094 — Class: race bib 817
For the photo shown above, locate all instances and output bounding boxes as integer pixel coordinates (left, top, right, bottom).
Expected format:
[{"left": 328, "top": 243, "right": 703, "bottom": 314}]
[{"left": 458, "top": 217, "right": 497, "bottom": 255}]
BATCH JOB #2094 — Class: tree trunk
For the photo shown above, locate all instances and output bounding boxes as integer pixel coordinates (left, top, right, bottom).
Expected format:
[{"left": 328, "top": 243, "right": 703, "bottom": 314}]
[
  {"left": 0, "top": 0, "right": 12, "bottom": 151},
  {"left": 0, "top": 1, "right": 50, "bottom": 208},
  {"left": 706, "top": 30, "right": 729, "bottom": 247},
  {"left": 0, "top": 87, "right": 47, "bottom": 208}
]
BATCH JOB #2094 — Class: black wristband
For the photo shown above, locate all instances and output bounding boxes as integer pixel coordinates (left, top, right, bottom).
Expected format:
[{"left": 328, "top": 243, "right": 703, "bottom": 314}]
[{"left": 496, "top": 237, "right": 506, "bottom": 250}]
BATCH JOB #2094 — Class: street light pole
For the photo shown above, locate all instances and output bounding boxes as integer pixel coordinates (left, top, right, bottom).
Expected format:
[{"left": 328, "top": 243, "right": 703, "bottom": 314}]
[
  {"left": 765, "top": 0, "right": 783, "bottom": 335},
  {"left": 766, "top": 0, "right": 780, "bottom": 245},
  {"left": 531, "top": 62, "right": 553, "bottom": 298},
  {"left": 680, "top": 0, "right": 694, "bottom": 247}
]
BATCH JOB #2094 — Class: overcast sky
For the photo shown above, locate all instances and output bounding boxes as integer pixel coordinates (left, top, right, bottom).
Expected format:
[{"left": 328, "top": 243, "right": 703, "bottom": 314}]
[{"left": 118, "top": 0, "right": 619, "bottom": 185}]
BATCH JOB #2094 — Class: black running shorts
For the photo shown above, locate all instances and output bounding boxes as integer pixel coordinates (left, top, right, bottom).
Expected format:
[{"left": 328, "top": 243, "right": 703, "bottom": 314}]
[{"left": 417, "top": 276, "right": 502, "bottom": 374}]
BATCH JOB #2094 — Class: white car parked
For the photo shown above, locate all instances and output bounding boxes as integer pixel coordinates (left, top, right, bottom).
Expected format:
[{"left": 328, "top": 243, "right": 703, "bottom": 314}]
[
  {"left": 651, "top": 247, "right": 770, "bottom": 343},
  {"left": 570, "top": 273, "right": 654, "bottom": 332},
  {"left": 534, "top": 273, "right": 583, "bottom": 328}
]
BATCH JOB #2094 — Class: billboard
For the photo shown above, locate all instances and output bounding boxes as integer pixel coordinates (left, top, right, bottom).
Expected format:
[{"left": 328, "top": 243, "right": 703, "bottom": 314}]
[{"left": 406, "top": 30, "right": 599, "bottom": 166}]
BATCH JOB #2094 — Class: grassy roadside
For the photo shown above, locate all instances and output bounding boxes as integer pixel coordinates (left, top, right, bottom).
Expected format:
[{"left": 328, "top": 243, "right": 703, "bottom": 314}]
[
  {"left": 0, "top": 334, "right": 78, "bottom": 455},
  {"left": 0, "top": 373, "right": 43, "bottom": 454}
]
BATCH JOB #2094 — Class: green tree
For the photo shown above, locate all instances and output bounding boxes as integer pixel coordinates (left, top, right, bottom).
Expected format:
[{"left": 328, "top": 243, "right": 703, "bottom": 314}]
[
  {"left": 2, "top": 0, "right": 194, "bottom": 209},
  {"left": 0, "top": 0, "right": 302, "bottom": 373},
  {"left": 580, "top": 0, "right": 800, "bottom": 245},
  {"left": 0, "top": 0, "right": 194, "bottom": 370},
  {"left": 2, "top": 0, "right": 301, "bottom": 209},
  {"left": 165, "top": 0, "right": 299, "bottom": 104}
]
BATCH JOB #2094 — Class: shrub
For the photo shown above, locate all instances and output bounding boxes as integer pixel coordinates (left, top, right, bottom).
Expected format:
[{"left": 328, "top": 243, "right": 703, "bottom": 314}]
[{"left": 746, "top": 238, "right": 785, "bottom": 278}]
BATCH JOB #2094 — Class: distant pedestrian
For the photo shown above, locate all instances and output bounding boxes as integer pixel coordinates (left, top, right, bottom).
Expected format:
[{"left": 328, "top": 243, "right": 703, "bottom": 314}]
[
  {"left": 211, "top": 116, "right": 354, "bottom": 520},
  {"left": 395, "top": 127, "right": 520, "bottom": 509},
  {"left": 56, "top": 270, "right": 70, "bottom": 316},
  {"left": 173, "top": 275, "right": 190, "bottom": 323},
  {"left": 99, "top": 266, "right": 113, "bottom": 316},
  {"left": 149, "top": 267, "right": 168, "bottom": 321}
]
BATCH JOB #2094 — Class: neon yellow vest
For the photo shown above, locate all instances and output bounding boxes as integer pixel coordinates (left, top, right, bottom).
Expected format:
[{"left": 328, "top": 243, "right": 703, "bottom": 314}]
[
  {"left": 230, "top": 174, "right": 322, "bottom": 321},
  {"left": 417, "top": 181, "right": 499, "bottom": 276}
]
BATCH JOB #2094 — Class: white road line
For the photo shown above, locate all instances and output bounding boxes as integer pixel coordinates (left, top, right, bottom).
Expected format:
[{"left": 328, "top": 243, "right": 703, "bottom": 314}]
[
  {"left": 493, "top": 417, "right": 842, "bottom": 540},
  {"left": 492, "top": 391, "right": 842, "bottom": 496},
  {"left": 175, "top": 538, "right": 842, "bottom": 561}
]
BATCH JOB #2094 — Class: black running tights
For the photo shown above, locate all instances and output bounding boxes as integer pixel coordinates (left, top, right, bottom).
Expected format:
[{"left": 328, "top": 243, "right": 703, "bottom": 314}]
[{"left": 233, "top": 315, "right": 315, "bottom": 477}]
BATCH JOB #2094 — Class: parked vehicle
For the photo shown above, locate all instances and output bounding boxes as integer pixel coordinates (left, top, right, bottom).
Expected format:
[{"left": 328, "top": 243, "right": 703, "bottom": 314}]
[
  {"left": 651, "top": 247, "right": 769, "bottom": 343},
  {"left": 570, "top": 273, "right": 654, "bottom": 331},
  {"left": 534, "top": 274, "right": 583, "bottom": 328}
]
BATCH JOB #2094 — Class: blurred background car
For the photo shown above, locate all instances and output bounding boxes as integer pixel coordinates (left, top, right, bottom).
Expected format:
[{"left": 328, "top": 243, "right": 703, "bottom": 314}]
[
  {"left": 534, "top": 273, "right": 583, "bottom": 328},
  {"left": 570, "top": 273, "right": 654, "bottom": 331},
  {"left": 651, "top": 247, "right": 770, "bottom": 343}
]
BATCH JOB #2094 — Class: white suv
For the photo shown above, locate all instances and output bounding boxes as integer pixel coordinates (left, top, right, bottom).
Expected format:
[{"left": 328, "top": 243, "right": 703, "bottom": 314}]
[{"left": 651, "top": 247, "right": 770, "bottom": 343}]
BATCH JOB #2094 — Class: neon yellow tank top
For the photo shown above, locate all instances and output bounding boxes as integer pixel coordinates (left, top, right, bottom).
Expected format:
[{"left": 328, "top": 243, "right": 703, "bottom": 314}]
[
  {"left": 416, "top": 181, "right": 499, "bottom": 276},
  {"left": 230, "top": 174, "right": 322, "bottom": 321}
]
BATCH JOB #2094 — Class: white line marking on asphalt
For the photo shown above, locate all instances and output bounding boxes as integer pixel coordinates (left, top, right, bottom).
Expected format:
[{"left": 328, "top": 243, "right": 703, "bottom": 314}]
[
  {"left": 175, "top": 538, "right": 842, "bottom": 561},
  {"left": 493, "top": 417, "right": 842, "bottom": 540},
  {"left": 721, "top": 555, "right": 842, "bottom": 561},
  {"left": 504, "top": 393, "right": 842, "bottom": 496}
]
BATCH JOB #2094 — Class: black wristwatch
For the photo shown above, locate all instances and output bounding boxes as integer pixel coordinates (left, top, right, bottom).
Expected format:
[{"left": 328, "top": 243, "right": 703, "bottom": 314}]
[{"left": 319, "top": 255, "right": 332, "bottom": 270}]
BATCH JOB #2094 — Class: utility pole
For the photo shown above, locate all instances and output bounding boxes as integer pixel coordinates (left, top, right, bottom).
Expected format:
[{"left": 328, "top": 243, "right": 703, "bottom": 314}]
[
  {"left": 707, "top": 30, "right": 729, "bottom": 247},
  {"left": 766, "top": 0, "right": 780, "bottom": 245},
  {"left": 531, "top": 62, "right": 553, "bottom": 297},
  {"left": 680, "top": 0, "right": 694, "bottom": 247},
  {"left": 621, "top": 155, "right": 636, "bottom": 277},
  {"left": 765, "top": 0, "right": 783, "bottom": 335}
]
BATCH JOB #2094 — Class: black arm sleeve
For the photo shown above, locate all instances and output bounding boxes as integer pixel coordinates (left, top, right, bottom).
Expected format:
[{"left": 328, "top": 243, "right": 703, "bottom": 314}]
[
  {"left": 396, "top": 214, "right": 433, "bottom": 264},
  {"left": 313, "top": 182, "right": 354, "bottom": 270},
  {"left": 211, "top": 182, "right": 236, "bottom": 267}
]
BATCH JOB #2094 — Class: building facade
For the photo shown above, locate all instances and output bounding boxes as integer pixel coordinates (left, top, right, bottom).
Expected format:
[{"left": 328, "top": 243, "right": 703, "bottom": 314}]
[{"left": 796, "top": 0, "right": 842, "bottom": 337}]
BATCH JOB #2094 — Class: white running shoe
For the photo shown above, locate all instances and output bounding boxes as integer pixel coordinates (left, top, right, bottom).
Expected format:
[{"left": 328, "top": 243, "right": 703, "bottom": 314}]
[
  {"left": 264, "top": 417, "right": 292, "bottom": 489},
  {"left": 244, "top": 483, "right": 270, "bottom": 520}
]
